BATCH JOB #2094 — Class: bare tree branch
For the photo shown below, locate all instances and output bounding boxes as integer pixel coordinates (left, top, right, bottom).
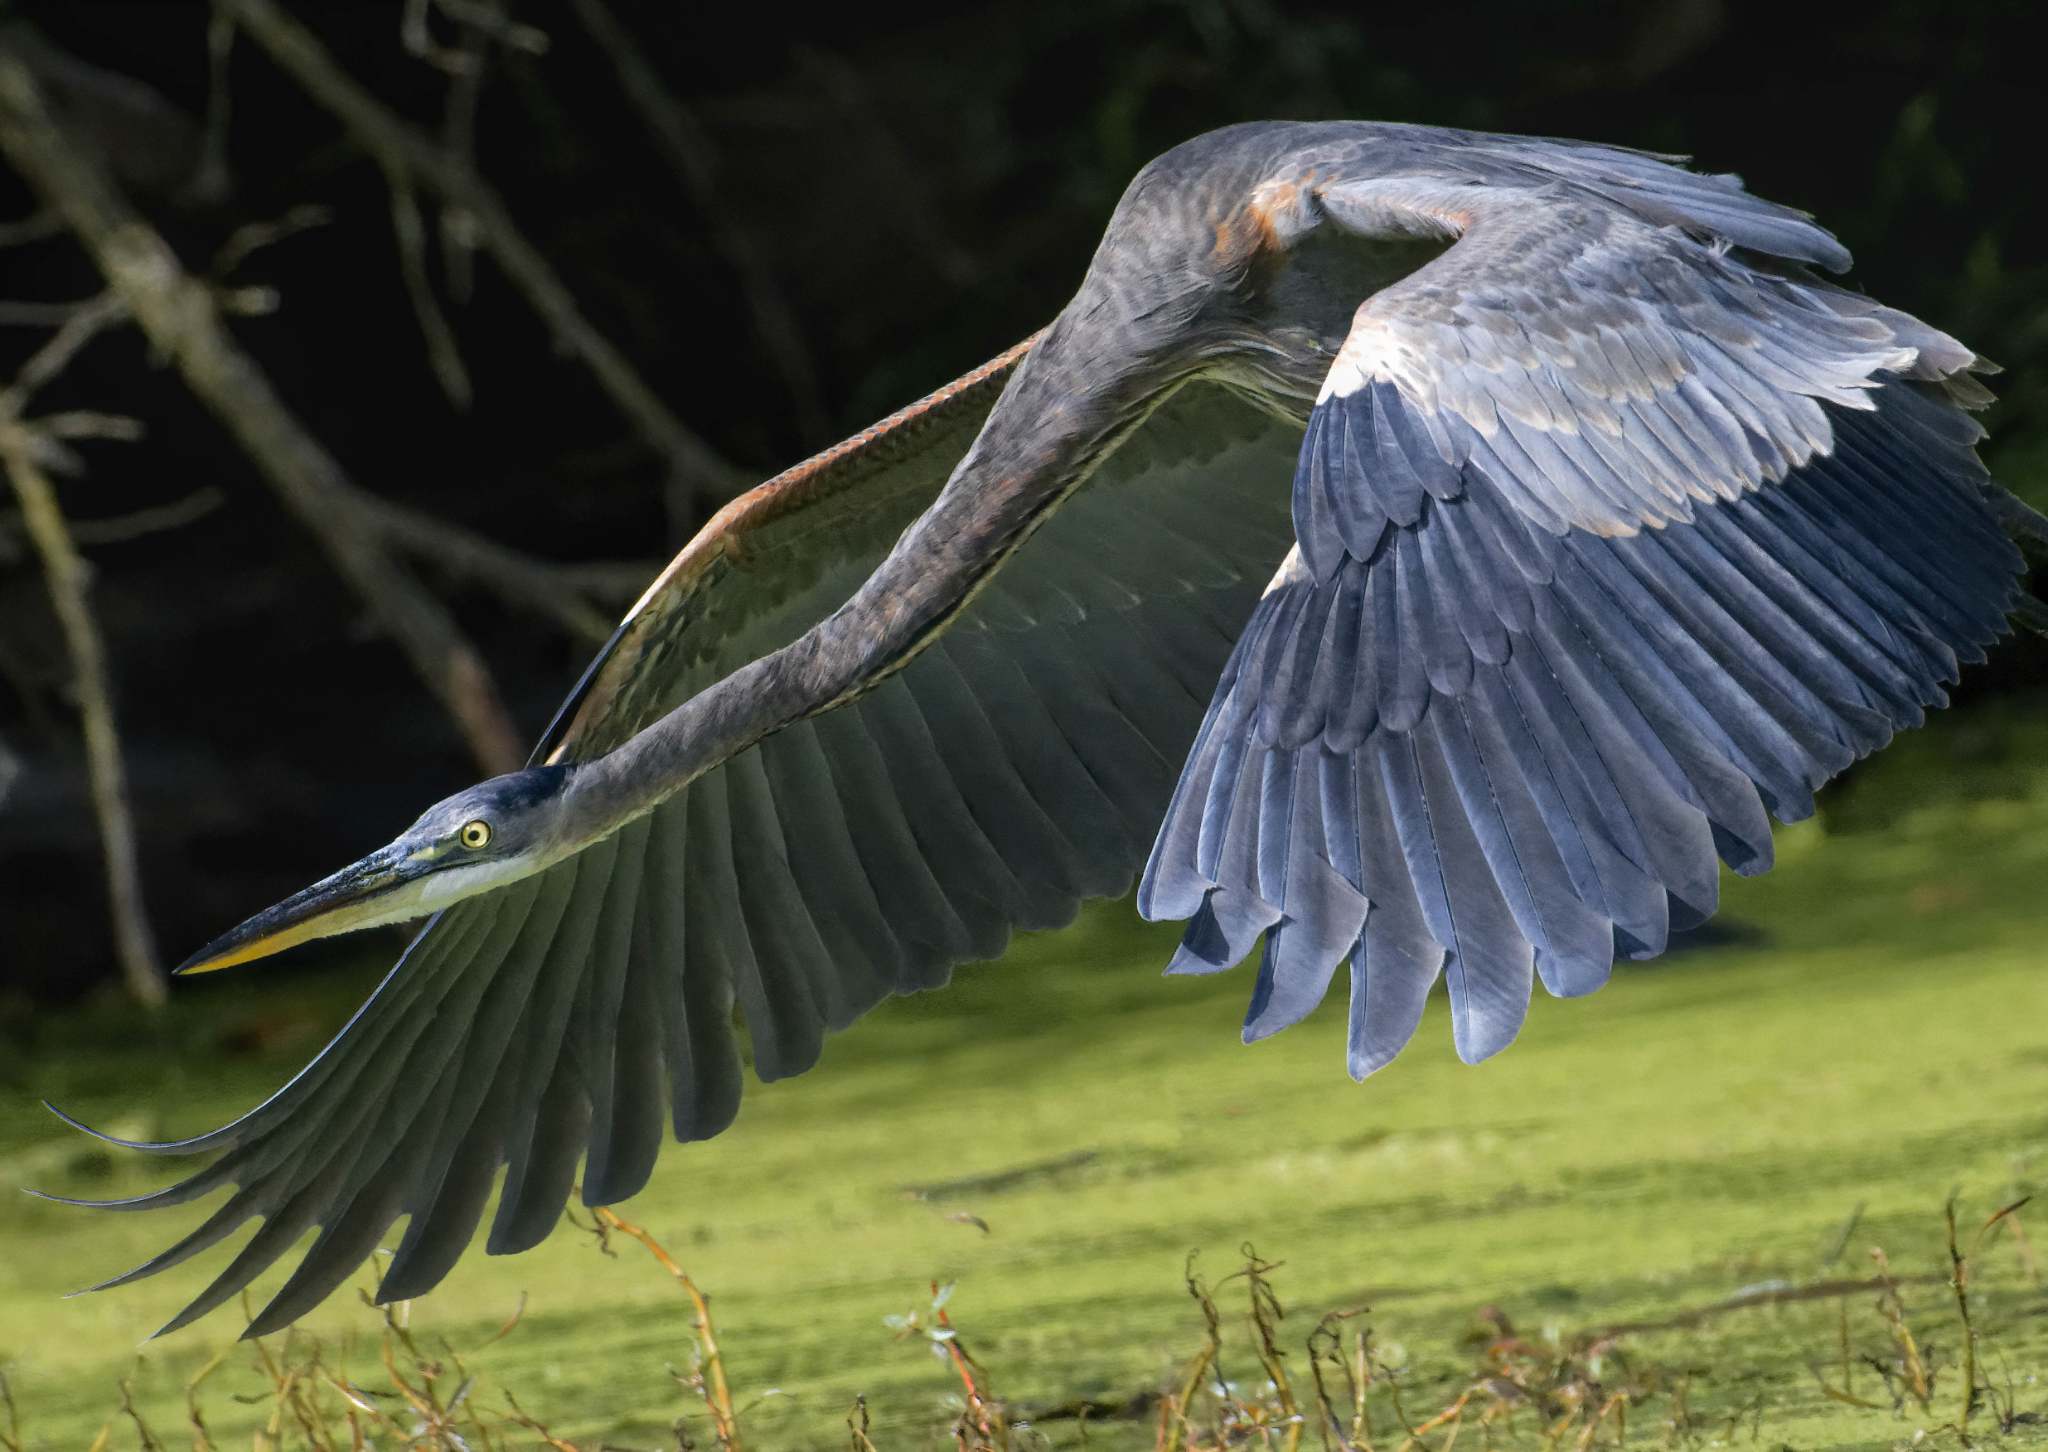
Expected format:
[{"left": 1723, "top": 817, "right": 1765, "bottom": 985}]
[
  {"left": 0, "top": 44, "right": 526, "bottom": 775},
  {"left": 223, "top": 0, "right": 745, "bottom": 514},
  {"left": 402, "top": 0, "right": 547, "bottom": 73},
  {"left": 0, "top": 296, "right": 103, "bottom": 326},
  {"left": 401, "top": 0, "right": 478, "bottom": 77},
  {"left": 6, "top": 290, "right": 126, "bottom": 395},
  {"left": 567, "top": 0, "right": 829, "bottom": 443},
  {"left": 434, "top": 5, "right": 487, "bottom": 305},
  {"left": 4, "top": 484, "right": 220, "bottom": 552},
  {"left": 435, "top": 0, "right": 548, "bottom": 57},
  {"left": 29, "top": 408, "right": 144, "bottom": 443},
  {"left": 0, "top": 727, "right": 18, "bottom": 810},
  {"left": 211, "top": 202, "right": 333, "bottom": 280},
  {"left": 350, "top": 491, "right": 622, "bottom": 645},
  {"left": 0, "top": 296, "right": 164, "bottom": 1009},
  {"left": 0, "top": 208, "right": 61, "bottom": 246},
  {"left": 387, "top": 168, "right": 473, "bottom": 409},
  {"left": 0, "top": 448, "right": 164, "bottom": 1007},
  {"left": 191, "top": 3, "right": 235, "bottom": 206}
]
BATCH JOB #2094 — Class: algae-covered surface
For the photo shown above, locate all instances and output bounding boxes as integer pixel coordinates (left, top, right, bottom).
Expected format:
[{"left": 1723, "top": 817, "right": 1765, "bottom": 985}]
[{"left": 3, "top": 707, "right": 2047, "bottom": 1449}]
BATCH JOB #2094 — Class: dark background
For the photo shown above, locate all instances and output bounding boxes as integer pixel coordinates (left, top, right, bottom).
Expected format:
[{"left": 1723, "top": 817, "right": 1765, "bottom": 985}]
[{"left": 2, "top": 0, "right": 2042, "bottom": 1005}]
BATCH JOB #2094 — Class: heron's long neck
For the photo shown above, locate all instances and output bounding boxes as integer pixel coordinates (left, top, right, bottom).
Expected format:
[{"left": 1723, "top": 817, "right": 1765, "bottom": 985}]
[{"left": 568, "top": 316, "right": 1165, "bottom": 838}]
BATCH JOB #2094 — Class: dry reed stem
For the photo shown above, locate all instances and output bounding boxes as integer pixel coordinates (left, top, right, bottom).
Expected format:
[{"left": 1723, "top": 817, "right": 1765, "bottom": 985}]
[{"left": 586, "top": 1198, "right": 742, "bottom": 1452}]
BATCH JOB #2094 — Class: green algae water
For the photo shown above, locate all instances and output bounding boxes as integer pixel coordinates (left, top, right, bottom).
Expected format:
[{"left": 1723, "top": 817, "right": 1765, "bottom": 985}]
[{"left": 3, "top": 708, "right": 2047, "bottom": 1449}]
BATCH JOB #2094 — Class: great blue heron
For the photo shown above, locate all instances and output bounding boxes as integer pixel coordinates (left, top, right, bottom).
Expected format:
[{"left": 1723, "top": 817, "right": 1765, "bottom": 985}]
[{"left": 46, "top": 120, "right": 2044, "bottom": 1338}]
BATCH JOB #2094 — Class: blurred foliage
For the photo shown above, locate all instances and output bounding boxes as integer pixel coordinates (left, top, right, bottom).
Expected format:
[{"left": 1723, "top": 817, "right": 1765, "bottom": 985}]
[{"left": 0, "top": 0, "right": 2042, "bottom": 999}]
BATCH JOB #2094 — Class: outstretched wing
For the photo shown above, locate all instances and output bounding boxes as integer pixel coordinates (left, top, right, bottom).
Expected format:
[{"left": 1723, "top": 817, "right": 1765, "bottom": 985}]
[
  {"left": 60, "top": 342, "right": 1303, "bottom": 1336},
  {"left": 1141, "top": 140, "right": 2026, "bottom": 1073}
]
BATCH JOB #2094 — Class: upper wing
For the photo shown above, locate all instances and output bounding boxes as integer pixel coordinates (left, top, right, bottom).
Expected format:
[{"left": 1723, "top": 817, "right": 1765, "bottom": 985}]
[
  {"left": 62, "top": 346, "right": 1303, "bottom": 1336},
  {"left": 1140, "top": 141, "right": 2026, "bottom": 1073}
]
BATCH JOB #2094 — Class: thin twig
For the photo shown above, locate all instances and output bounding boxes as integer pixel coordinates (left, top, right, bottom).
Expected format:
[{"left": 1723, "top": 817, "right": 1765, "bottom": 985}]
[
  {"left": 1949, "top": 1197, "right": 1979, "bottom": 1435},
  {"left": 0, "top": 208, "right": 61, "bottom": 246},
  {"left": 435, "top": 4, "right": 485, "bottom": 303},
  {"left": 2, "top": 486, "right": 223, "bottom": 559},
  {"left": 225, "top": 0, "right": 744, "bottom": 515},
  {"left": 0, "top": 49, "right": 525, "bottom": 774},
  {"left": 190, "top": 3, "right": 235, "bottom": 205},
  {"left": 0, "top": 729, "right": 18, "bottom": 811},
  {"left": 28, "top": 409, "right": 144, "bottom": 443},
  {"left": 569, "top": 0, "right": 827, "bottom": 442},
  {"left": 385, "top": 166, "right": 472, "bottom": 408},
  {"left": 0, "top": 296, "right": 105, "bottom": 326},
  {"left": 211, "top": 202, "right": 333, "bottom": 279},
  {"left": 403, "top": 0, "right": 546, "bottom": 72},
  {"left": 5, "top": 292, "right": 127, "bottom": 399},
  {"left": 436, "top": 0, "right": 548, "bottom": 55},
  {"left": 116, "top": 1370, "right": 164, "bottom": 1452},
  {"left": 400, "top": 0, "right": 478, "bottom": 76},
  {"left": 585, "top": 1198, "right": 742, "bottom": 1451},
  {"left": 353, "top": 489, "right": 624, "bottom": 643}
]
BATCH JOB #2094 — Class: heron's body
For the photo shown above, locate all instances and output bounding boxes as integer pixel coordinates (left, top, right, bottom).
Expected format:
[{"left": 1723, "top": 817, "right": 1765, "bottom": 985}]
[{"left": 47, "top": 120, "right": 2045, "bottom": 1336}]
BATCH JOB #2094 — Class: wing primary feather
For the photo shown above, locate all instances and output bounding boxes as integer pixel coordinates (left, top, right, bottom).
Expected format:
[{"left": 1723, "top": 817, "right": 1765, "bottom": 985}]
[
  {"left": 486, "top": 1057, "right": 591, "bottom": 1256},
  {"left": 726, "top": 748, "right": 847, "bottom": 1040},
  {"left": 582, "top": 823, "right": 668, "bottom": 1206},
  {"left": 576, "top": 818, "right": 659, "bottom": 1205},
  {"left": 494, "top": 844, "right": 614, "bottom": 1233},
  {"left": 673, "top": 784, "right": 744, "bottom": 1140},
  {"left": 1242, "top": 750, "right": 1363, "bottom": 1041},
  {"left": 806, "top": 706, "right": 978, "bottom": 973},
  {"left": 943, "top": 631, "right": 1133, "bottom": 894},
  {"left": 692, "top": 766, "right": 818, "bottom": 1093},
  {"left": 757, "top": 722, "right": 908, "bottom": 1001}
]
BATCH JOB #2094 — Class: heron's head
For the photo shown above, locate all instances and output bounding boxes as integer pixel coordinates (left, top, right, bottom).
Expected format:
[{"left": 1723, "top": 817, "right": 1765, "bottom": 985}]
[{"left": 174, "top": 765, "right": 575, "bottom": 975}]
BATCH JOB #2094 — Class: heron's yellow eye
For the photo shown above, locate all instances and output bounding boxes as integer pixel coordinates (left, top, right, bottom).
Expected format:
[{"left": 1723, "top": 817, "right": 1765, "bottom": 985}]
[{"left": 459, "top": 820, "right": 493, "bottom": 850}]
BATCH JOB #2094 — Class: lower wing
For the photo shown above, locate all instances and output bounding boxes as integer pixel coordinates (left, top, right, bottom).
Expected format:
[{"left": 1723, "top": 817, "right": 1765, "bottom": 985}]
[
  {"left": 1140, "top": 143, "right": 2033, "bottom": 1074},
  {"left": 53, "top": 364, "right": 1302, "bottom": 1336}
]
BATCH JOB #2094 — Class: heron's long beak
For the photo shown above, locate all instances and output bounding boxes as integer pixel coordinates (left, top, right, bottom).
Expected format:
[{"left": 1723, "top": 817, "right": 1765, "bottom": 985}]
[{"left": 173, "top": 842, "right": 427, "bottom": 975}]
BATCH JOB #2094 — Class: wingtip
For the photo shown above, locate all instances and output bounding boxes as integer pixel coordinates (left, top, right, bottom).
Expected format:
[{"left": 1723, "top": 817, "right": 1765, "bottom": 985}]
[
  {"left": 237, "top": 1290, "right": 305, "bottom": 1342},
  {"left": 1345, "top": 1045, "right": 1396, "bottom": 1083},
  {"left": 63, "top": 1269, "right": 131, "bottom": 1298},
  {"left": 372, "top": 1261, "right": 437, "bottom": 1307},
  {"left": 23, "top": 1185, "right": 115, "bottom": 1209},
  {"left": 1165, "top": 939, "right": 1234, "bottom": 976},
  {"left": 1240, "top": 1014, "right": 1291, "bottom": 1045},
  {"left": 148, "top": 1300, "right": 214, "bottom": 1342},
  {"left": 42, "top": 1097, "right": 196, "bottom": 1154},
  {"left": 1451, "top": 1032, "right": 1515, "bottom": 1068},
  {"left": 41, "top": 1098, "right": 138, "bottom": 1147}
]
